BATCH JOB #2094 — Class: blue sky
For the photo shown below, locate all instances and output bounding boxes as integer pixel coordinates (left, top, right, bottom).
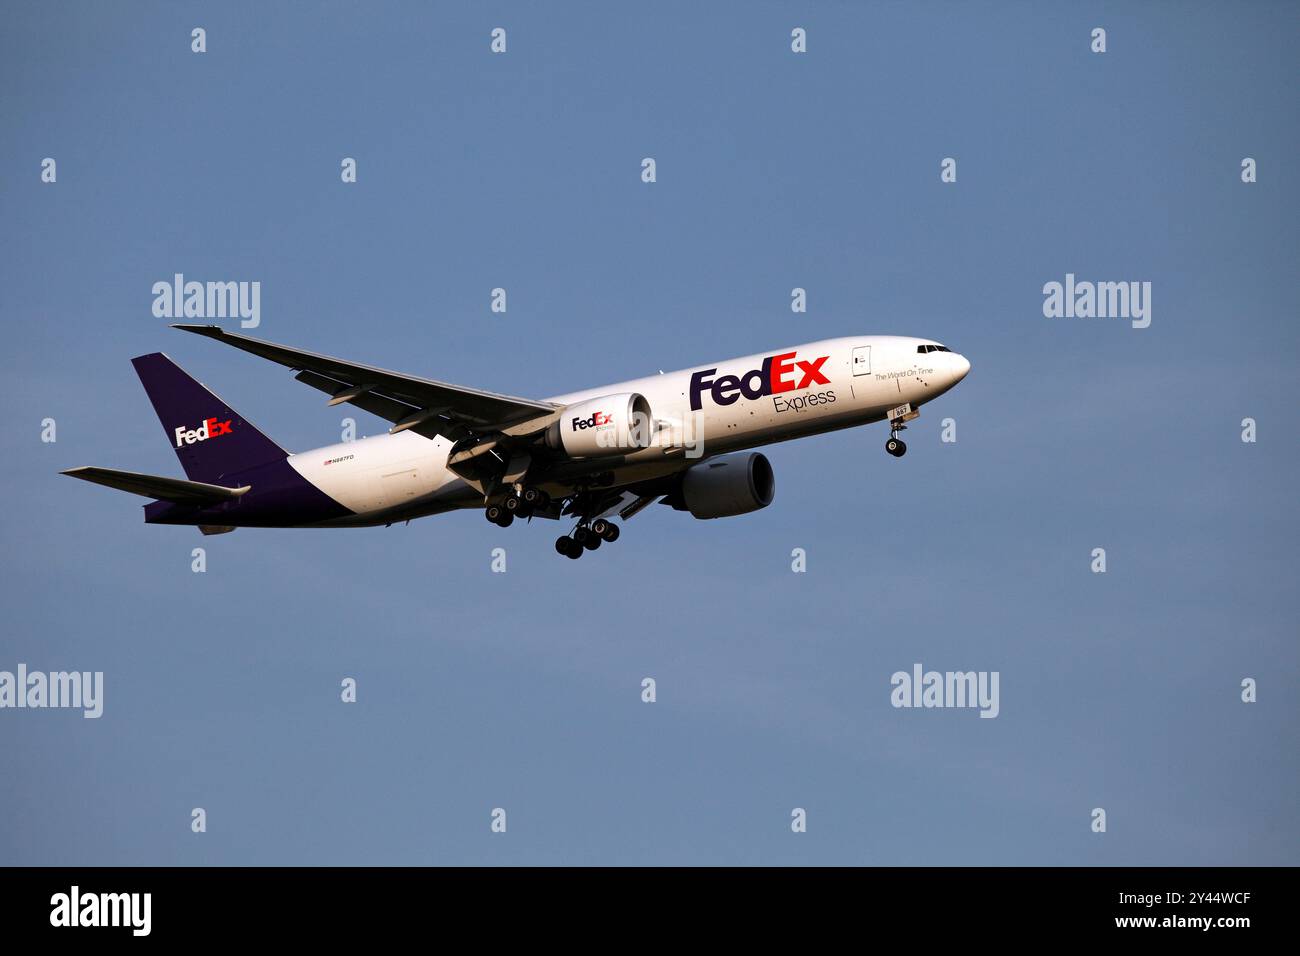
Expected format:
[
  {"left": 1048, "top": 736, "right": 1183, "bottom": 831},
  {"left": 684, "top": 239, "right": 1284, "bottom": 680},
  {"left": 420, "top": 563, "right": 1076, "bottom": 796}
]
[{"left": 1, "top": 1, "right": 1296, "bottom": 865}]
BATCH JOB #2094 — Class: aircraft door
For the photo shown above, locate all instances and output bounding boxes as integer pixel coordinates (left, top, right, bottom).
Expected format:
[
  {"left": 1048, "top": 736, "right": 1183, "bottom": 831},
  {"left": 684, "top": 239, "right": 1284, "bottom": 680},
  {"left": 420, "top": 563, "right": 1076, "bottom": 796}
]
[{"left": 852, "top": 346, "right": 871, "bottom": 376}]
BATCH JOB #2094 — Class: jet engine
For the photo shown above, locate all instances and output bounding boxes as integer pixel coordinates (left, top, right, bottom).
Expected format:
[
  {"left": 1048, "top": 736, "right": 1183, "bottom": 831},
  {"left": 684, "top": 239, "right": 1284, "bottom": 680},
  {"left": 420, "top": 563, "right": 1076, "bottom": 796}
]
[
  {"left": 545, "top": 393, "right": 653, "bottom": 459},
  {"left": 670, "top": 452, "right": 776, "bottom": 519}
]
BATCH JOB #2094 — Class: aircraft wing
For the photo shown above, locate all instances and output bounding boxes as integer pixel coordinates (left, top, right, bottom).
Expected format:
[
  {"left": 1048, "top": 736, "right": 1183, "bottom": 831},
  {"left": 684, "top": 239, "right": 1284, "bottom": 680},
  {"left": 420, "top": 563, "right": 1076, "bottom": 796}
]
[
  {"left": 61, "top": 466, "right": 251, "bottom": 505},
  {"left": 173, "top": 325, "right": 560, "bottom": 441}
]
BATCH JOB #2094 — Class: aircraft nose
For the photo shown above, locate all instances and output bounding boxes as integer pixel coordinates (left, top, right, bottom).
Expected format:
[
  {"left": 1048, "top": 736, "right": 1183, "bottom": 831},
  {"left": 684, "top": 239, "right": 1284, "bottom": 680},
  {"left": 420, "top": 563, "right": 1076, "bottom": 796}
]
[{"left": 952, "top": 353, "right": 971, "bottom": 383}]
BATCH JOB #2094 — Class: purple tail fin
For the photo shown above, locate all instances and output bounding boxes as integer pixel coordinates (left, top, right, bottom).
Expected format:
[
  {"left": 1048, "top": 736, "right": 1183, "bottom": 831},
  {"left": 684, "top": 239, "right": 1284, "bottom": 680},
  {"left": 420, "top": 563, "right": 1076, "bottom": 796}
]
[{"left": 131, "top": 353, "right": 286, "bottom": 483}]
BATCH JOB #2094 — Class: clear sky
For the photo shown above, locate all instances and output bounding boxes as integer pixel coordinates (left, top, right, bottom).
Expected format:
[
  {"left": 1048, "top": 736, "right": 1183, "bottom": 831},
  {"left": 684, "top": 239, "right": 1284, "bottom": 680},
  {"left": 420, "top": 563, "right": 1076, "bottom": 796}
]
[{"left": 1, "top": 1, "right": 1295, "bottom": 865}]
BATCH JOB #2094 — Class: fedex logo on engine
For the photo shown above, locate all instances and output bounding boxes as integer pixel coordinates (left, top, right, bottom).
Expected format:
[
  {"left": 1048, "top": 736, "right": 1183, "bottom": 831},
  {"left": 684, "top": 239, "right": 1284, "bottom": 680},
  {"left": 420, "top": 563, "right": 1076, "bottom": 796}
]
[
  {"left": 689, "top": 351, "right": 830, "bottom": 411},
  {"left": 571, "top": 411, "right": 613, "bottom": 431},
  {"left": 174, "top": 416, "right": 233, "bottom": 447}
]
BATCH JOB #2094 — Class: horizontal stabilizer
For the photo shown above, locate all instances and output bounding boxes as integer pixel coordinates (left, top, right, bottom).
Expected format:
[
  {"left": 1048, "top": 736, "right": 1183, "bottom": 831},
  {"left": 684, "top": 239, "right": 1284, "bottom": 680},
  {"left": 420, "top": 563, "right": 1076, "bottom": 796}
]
[{"left": 61, "top": 467, "right": 251, "bottom": 505}]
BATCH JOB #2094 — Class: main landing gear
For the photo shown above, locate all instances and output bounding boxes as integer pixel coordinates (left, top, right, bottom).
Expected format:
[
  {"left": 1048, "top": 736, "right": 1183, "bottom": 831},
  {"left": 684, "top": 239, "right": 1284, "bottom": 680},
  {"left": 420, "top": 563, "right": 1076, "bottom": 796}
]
[
  {"left": 485, "top": 485, "right": 622, "bottom": 559},
  {"left": 554, "top": 518, "right": 620, "bottom": 560},
  {"left": 484, "top": 487, "right": 551, "bottom": 527}
]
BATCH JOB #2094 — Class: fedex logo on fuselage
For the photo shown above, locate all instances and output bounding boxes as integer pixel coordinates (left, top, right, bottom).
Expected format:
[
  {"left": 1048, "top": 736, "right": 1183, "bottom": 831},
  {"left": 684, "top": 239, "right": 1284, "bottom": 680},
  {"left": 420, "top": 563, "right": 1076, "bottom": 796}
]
[
  {"left": 174, "top": 417, "right": 233, "bottom": 447},
  {"left": 571, "top": 411, "right": 613, "bottom": 430},
  {"left": 689, "top": 351, "right": 830, "bottom": 411}
]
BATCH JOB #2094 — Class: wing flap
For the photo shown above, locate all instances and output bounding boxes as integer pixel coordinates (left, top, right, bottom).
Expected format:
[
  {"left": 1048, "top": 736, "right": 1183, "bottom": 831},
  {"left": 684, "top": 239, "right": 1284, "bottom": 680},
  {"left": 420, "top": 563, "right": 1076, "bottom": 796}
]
[
  {"left": 61, "top": 467, "right": 251, "bottom": 505},
  {"left": 293, "top": 369, "right": 465, "bottom": 441}
]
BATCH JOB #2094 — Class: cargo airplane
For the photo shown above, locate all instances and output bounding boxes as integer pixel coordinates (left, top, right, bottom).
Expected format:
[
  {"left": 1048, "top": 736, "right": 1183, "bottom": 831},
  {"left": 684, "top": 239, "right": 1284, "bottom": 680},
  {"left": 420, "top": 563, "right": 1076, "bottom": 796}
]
[{"left": 62, "top": 326, "right": 970, "bottom": 559}]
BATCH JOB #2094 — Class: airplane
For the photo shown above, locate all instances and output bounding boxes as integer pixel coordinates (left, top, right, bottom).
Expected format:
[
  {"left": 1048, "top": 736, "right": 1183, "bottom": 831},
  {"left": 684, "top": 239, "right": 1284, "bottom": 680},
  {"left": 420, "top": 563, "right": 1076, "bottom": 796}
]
[{"left": 62, "top": 326, "right": 970, "bottom": 559}]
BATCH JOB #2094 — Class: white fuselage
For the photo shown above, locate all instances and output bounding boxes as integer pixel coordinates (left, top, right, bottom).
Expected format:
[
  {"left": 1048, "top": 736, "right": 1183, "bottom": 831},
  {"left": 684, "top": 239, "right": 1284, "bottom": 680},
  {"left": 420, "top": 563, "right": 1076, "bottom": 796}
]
[{"left": 286, "top": 336, "right": 970, "bottom": 525}]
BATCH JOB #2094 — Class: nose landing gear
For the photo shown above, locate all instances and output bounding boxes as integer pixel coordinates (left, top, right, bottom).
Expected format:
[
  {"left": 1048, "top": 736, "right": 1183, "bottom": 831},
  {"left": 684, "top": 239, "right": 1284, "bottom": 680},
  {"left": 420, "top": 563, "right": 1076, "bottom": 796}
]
[{"left": 885, "top": 402, "right": 918, "bottom": 457}]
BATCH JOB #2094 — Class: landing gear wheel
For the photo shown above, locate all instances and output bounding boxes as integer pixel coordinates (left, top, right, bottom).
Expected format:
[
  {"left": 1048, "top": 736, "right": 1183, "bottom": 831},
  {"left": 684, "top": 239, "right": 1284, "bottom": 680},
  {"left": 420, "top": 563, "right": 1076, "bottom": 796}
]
[
  {"left": 496, "top": 513, "right": 514, "bottom": 528},
  {"left": 504, "top": 494, "right": 528, "bottom": 516},
  {"left": 485, "top": 504, "right": 506, "bottom": 523},
  {"left": 522, "top": 487, "right": 549, "bottom": 508},
  {"left": 573, "top": 526, "right": 592, "bottom": 547},
  {"left": 582, "top": 534, "right": 602, "bottom": 551},
  {"left": 591, "top": 519, "right": 619, "bottom": 542},
  {"left": 555, "top": 536, "right": 580, "bottom": 558},
  {"left": 886, "top": 437, "right": 907, "bottom": 457}
]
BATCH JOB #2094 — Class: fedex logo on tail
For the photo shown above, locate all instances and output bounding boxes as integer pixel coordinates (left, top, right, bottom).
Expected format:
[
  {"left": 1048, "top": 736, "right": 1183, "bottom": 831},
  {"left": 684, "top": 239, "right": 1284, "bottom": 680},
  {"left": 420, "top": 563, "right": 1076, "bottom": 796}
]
[
  {"left": 174, "top": 417, "right": 233, "bottom": 447},
  {"left": 689, "top": 351, "right": 830, "bottom": 411}
]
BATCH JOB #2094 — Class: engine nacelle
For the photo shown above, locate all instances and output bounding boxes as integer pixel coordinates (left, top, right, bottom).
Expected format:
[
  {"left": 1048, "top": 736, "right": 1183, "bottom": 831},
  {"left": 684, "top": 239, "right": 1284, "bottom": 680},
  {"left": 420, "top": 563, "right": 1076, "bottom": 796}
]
[
  {"left": 675, "top": 452, "right": 775, "bottom": 519},
  {"left": 546, "top": 393, "right": 653, "bottom": 459}
]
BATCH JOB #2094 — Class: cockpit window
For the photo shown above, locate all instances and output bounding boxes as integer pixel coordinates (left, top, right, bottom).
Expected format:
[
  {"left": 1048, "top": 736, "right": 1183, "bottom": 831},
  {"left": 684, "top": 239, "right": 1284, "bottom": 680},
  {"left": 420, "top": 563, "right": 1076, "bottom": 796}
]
[{"left": 918, "top": 344, "right": 950, "bottom": 353}]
